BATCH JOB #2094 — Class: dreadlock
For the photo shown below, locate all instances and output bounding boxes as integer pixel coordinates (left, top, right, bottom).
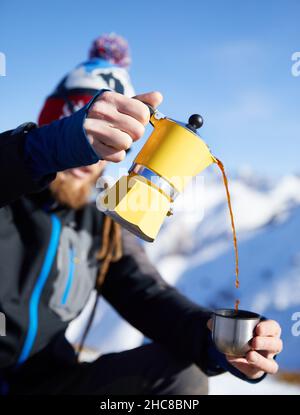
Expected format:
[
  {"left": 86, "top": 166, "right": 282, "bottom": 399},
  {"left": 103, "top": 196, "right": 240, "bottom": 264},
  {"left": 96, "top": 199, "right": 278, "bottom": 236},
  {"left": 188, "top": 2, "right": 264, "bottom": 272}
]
[{"left": 75, "top": 215, "right": 122, "bottom": 360}]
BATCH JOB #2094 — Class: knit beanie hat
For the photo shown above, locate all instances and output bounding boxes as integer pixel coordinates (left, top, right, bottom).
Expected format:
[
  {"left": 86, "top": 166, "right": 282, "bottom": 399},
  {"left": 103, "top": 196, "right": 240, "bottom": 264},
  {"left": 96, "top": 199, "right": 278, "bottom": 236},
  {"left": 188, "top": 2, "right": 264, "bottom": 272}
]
[{"left": 89, "top": 32, "right": 131, "bottom": 68}]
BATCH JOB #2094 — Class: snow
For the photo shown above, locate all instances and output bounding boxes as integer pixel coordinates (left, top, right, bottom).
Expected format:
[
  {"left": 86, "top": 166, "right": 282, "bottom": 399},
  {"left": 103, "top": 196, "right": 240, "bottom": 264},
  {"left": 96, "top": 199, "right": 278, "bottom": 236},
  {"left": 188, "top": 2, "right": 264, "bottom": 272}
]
[
  {"left": 209, "top": 373, "right": 300, "bottom": 395},
  {"left": 66, "top": 169, "right": 300, "bottom": 394}
]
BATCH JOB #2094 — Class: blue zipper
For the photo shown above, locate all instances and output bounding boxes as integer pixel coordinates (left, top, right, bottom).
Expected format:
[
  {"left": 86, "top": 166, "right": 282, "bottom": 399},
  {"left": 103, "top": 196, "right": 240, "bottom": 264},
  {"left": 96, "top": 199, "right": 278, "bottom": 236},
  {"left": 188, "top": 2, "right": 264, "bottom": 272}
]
[
  {"left": 61, "top": 247, "right": 75, "bottom": 305},
  {"left": 17, "top": 214, "right": 61, "bottom": 364}
]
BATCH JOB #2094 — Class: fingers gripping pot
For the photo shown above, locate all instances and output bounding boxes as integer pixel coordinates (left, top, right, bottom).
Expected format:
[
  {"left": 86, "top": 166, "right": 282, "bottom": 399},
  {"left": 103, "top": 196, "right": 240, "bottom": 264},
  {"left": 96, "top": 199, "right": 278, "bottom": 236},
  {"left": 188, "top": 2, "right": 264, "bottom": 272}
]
[{"left": 99, "top": 107, "right": 217, "bottom": 242}]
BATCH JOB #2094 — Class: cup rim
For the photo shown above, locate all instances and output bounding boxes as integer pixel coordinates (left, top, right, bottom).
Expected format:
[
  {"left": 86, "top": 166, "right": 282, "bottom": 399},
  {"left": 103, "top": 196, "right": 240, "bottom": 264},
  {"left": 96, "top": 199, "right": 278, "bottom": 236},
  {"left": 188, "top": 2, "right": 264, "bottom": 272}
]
[{"left": 214, "top": 308, "right": 261, "bottom": 320}]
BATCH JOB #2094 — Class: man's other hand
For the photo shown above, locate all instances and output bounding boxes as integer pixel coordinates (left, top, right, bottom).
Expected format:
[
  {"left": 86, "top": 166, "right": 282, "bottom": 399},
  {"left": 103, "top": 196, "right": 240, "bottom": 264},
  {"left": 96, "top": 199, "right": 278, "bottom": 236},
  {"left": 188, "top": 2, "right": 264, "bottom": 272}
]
[{"left": 207, "top": 318, "right": 282, "bottom": 380}]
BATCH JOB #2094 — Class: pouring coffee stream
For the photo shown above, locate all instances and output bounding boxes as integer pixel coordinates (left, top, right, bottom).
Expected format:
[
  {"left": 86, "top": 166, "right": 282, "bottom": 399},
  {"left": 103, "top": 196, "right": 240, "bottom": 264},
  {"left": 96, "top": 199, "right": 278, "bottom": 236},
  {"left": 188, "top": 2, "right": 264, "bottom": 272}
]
[
  {"left": 186, "top": 115, "right": 240, "bottom": 311},
  {"left": 214, "top": 158, "right": 240, "bottom": 311}
]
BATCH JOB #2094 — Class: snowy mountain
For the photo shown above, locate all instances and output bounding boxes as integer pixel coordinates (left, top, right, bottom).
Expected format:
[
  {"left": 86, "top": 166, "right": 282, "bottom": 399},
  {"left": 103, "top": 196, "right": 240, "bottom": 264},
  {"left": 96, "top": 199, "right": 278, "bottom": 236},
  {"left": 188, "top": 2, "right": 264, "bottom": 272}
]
[{"left": 66, "top": 167, "right": 300, "bottom": 374}]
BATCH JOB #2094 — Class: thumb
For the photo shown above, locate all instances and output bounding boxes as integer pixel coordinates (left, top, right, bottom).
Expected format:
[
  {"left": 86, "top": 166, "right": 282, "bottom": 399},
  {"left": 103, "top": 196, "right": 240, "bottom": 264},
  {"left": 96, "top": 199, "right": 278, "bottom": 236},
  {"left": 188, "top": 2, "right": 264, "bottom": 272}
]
[{"left": 134, "top": 91, "right": 163, "bottom": 109}]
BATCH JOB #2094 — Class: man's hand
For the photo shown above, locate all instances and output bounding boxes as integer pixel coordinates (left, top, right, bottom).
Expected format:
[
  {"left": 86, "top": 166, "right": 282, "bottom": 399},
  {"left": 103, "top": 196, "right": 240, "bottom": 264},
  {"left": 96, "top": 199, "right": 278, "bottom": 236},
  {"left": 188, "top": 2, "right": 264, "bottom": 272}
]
[
  {"left": 84, "top": 91, "right": 163, "bottom": 162},
  {"left": 207, "top": 319, "right": 283, "bottom": 380}
]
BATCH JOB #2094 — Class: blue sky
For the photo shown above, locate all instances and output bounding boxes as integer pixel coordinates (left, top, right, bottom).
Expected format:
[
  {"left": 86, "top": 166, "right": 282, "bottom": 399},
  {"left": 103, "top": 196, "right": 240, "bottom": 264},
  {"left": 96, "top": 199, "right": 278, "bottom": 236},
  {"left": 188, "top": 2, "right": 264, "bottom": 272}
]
[{"left": 0, "top": 0, "right": 299, "bottom": 177}]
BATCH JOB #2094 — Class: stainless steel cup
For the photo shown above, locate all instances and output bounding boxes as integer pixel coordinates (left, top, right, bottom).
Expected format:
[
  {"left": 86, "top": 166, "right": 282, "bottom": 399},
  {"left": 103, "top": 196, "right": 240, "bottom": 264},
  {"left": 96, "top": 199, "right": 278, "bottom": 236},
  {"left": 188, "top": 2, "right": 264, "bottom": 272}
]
[{"left": 212, "top": 309, "right": 261, "bottom": 357}]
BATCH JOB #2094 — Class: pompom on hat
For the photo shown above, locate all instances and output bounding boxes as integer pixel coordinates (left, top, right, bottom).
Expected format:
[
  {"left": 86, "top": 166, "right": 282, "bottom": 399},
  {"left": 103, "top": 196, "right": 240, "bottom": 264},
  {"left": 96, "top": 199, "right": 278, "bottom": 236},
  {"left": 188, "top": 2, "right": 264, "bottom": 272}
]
[{"left": 89, "top": 33, "right": 131, "bottom": 68}]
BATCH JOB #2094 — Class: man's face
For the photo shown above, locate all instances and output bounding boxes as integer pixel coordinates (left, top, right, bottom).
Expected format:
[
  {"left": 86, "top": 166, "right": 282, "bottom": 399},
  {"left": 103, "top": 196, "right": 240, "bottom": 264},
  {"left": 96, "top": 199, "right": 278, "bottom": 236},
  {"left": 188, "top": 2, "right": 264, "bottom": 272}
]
[{"left": 50, "top": 161, "right": 107, "bottom": 209}]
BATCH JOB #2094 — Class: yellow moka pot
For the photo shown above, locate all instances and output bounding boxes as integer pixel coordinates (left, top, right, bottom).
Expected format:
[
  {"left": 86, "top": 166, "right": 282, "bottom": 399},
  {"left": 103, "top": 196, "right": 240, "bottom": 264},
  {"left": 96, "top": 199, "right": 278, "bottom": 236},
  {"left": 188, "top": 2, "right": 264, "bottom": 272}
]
[{"left": 99, "top": 107, "right": 217, "bottom": 242}]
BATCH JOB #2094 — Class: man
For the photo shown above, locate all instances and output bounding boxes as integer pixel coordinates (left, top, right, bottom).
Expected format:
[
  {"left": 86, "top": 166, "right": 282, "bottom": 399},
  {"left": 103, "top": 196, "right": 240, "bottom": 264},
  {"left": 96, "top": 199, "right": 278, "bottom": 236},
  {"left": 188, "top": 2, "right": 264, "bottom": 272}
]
[
  {"left": 38, "top": 33, "right": 135, "bottom": 126},
  {"left": 0, "top": 88, "right": 283, "bottom": 395}
]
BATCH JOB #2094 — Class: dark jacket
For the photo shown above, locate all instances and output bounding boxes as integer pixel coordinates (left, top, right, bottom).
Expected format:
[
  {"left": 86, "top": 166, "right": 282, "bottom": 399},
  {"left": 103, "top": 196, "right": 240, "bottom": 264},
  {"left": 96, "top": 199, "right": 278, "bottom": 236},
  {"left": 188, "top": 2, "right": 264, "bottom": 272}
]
[
  {"left": 0, "top": 125, "right": 224, "bottom": 378},
  {"left": 0, "top": 124, "right": 56, "bottom": 208}
]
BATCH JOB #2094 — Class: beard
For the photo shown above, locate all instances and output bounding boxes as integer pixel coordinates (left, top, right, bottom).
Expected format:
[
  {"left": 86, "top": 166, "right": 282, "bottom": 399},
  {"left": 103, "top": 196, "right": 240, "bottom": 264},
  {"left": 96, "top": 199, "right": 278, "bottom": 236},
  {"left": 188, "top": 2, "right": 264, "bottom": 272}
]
[{"left": 49, "top": 172, "right": 96, "bottom": 210}]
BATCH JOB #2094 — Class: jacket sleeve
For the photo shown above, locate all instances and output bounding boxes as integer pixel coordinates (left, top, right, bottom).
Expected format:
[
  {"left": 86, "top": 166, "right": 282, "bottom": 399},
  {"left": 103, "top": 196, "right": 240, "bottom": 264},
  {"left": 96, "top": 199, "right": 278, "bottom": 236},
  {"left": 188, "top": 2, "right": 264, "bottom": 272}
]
[
  {"left": 0, "top": 124, "right": 56, "bottom": 208},
  {"left": 0, "top": 94, "right": 103, "bottom": 208},
  {"left": 101, "top": 229, "right": 225, "bottom": 376}
]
